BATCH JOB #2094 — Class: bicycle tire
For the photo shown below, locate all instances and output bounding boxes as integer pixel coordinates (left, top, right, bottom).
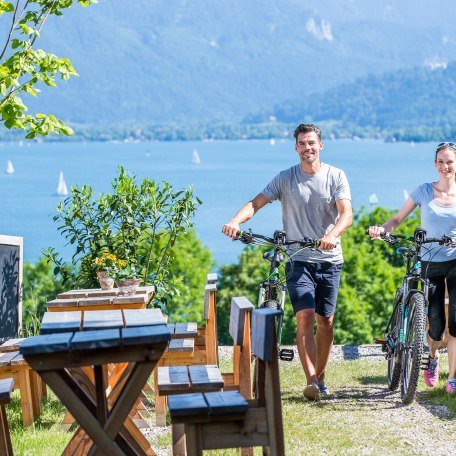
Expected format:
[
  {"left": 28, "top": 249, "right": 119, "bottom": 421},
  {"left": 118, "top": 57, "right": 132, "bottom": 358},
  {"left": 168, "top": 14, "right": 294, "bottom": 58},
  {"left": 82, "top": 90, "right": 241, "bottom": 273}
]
[
  {"left": 400, "top": 293, "right": 426, "bottom": 405},
  {"left": 387, "top": 291, "right": 403, "bottom": 391}
]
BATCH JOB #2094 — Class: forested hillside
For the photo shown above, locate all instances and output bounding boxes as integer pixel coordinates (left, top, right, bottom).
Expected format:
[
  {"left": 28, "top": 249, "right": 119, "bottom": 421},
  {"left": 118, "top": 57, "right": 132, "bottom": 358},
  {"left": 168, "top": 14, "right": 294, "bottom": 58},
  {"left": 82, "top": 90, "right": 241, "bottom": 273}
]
[{"left": 264, "top": 63, "right": 456, "bottom": 132}]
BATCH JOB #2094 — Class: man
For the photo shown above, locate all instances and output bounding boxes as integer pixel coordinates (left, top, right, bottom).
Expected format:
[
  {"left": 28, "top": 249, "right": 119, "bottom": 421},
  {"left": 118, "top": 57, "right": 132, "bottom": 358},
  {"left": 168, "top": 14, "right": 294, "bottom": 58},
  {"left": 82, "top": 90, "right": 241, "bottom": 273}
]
[{"left": 222, "top": 123, "right": 352, "bottom": 400}]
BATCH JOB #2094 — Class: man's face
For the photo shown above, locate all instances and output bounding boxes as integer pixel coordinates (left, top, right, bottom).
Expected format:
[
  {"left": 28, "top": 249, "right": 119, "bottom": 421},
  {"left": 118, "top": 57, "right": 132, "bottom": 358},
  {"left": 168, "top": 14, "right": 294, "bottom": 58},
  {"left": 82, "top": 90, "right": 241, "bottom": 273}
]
[{"left": 295, "top": 132, "right": 323, "bottom": 164}]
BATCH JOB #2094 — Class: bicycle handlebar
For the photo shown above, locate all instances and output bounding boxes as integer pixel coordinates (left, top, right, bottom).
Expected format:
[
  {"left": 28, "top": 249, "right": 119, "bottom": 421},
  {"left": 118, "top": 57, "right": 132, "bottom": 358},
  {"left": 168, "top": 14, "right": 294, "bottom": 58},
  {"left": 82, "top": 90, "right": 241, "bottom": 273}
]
[
  {"left": 237, "top": 230, "right": 320, "bottom": 248},
  {"left": 365, "top": 229, "right": 456, "bottom": 246}
]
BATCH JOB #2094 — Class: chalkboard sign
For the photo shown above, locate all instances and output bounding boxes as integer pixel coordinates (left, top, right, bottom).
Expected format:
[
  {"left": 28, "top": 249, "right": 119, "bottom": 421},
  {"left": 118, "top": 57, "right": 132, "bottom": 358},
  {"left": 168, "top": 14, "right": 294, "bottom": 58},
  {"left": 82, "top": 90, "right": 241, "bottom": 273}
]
[{"left": 0, "top": 235, "right": 22, "bottom": 341}]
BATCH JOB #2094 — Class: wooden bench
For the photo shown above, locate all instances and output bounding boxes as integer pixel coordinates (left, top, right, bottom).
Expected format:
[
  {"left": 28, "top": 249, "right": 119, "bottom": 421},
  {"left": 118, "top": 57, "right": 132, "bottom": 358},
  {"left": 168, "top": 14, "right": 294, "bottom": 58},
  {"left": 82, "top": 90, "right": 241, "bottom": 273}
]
[
  {"left": 221, "top": 296, "right": 254, "bottom": 399},
  {"left": 0, "top": 339, "right": 42, "bottom": 427},
  {"left": 168, "top": 307, "right": 285, "bottom": 456},
  {"left": 0, "top": 378, "right": 14, "bottom": 455},
  {"left": 154, "top": 274, "right": 219, "bottom": 425}
]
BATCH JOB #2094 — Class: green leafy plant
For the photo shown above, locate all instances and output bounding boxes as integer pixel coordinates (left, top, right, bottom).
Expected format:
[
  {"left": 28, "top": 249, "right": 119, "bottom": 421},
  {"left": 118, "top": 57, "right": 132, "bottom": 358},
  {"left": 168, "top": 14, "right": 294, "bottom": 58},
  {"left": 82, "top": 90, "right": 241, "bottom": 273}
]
[
  {"left": 114, "top": 263, "right": 138, "bottom": 282},
  {"left": 44, "top": 166, "right": 201, "bottom": 311},
  {"left": 0, "top": 0, "right": 95, "bottom": 138}
]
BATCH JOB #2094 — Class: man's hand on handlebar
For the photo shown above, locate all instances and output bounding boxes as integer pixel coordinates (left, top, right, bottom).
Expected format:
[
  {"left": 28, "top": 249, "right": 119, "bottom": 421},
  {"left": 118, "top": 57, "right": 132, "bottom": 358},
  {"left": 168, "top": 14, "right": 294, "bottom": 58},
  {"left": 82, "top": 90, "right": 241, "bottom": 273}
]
[
  {"left": 368, "top": 226, "right": 385, "bottom": 238},
  {"left": 222, "top": 221, "right": 241, "bottom": 239},
  {"left": 319, "top": 233, "right": 337, "bottom": 250}
]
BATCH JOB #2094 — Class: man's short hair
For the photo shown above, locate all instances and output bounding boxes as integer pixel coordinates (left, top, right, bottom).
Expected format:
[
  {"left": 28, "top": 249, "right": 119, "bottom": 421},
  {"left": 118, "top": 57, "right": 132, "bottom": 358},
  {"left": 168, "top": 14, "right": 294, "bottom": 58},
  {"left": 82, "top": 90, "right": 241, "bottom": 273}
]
[{"left": 293, "top": 124, "right": 322, "bottom": 143}]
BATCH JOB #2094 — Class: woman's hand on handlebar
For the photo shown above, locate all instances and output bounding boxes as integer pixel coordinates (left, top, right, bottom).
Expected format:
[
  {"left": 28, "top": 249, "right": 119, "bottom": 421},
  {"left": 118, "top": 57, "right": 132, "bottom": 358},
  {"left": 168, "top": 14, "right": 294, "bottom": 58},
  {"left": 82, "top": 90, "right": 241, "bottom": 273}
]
[
  {"left": 222, "top": 220, "right": 241, "bottom": 239},
  {"left": 368, "top": 226, "right": 385, "bottom": 238}
]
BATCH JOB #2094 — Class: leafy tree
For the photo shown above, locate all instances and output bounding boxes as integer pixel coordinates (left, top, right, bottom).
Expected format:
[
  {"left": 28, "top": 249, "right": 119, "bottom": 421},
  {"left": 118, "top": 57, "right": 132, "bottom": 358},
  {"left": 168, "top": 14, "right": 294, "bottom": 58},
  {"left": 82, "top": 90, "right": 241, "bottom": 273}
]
[
  {"left": 0, "top": 0, "right": 94, "bottom": 138},
  {"left": 44, "top": 166, "right": 202, "bottom": 311}
]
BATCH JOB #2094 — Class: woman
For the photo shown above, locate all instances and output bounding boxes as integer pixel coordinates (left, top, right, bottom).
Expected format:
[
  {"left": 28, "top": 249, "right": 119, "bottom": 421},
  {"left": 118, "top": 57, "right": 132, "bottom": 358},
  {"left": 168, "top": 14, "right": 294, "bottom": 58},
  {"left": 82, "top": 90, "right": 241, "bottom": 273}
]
[{"left": 369, "top": 142, "right": 456, "bottom": 395}]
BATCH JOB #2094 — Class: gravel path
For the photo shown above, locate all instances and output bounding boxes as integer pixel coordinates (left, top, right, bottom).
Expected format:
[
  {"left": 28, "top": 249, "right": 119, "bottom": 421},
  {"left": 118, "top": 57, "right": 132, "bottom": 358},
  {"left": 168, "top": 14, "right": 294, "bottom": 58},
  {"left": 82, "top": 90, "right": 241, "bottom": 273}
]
[{"left": 143, "top": 345, "right": 455, "bottom": 455}]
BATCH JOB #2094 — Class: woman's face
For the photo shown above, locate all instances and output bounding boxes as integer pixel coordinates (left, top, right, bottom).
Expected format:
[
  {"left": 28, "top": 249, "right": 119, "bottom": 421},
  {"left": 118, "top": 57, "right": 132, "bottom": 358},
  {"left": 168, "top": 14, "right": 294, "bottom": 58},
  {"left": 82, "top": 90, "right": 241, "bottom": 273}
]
[{"left": 435, "top": 148, "right": 456, "bottom": 180}]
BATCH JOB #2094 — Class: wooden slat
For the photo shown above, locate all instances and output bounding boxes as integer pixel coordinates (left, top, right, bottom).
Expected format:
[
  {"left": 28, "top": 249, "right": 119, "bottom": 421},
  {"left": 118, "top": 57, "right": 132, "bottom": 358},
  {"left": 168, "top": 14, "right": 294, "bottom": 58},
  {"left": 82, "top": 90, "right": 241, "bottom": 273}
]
[
  {"left": 77, "top": 297, "right": 112, "bottom": 307},
  {"left": 157, "top": 366, "right": 190, "bottom": 391},
  {"left": 57, "top": 286, "right": 154, "bottom": 300},
  {"left": 204, "top": 283, "right": 217, "bottom": 320},
  {"left": 10, "top": 353, "right": 26, "bottom": 366},
  {"left": 206, "top": 273, "right": 218, "bottom": 284},
  {"left": 0, "top": 352, "right": 20, "bottom": 367},
  {"left": 46, "top": 298, "right": 78, "bottom": 308},
  {"left": 229, "top": 297, "right": 254, "bottom": 345},
  {"left": 70, "top": 329, "right": 121, "bottom": 350},
  {"left": 167, "top": 339, "right": 194, "bottom": 353},
  {"left": 19, "top": 333, "right": 73, "bottom": 355},
  {"left": 0, "top": 338, "right": 26, "bottom": 352},
  {"left": 251, "top": 308, "right": 282, "bottom": 361},
  {"left": 123, "top": 309, "right": 166, "bottom": 327},
  {"left": 82, "top": 310, "right": 123, "bottom": 330},
  {"left": 40, "top": 311, "right": 82, "bottom": 334},
  {"left": 0, "top": 378, "right": 14, "bottom": 404},
  {"left": 174, "top": 322, "right": 198, "bottom": 338},
  {"left": 204, "top": 391, "right": 249, "bottom": 414},
  {"left": 167, "top": 323, "right": 176, "bottom": 337},
  {"left": 121, "top": 325, "right": 171, "bottom": 346},
  {"left": 168, "top": 393, "right": 209, "bottom": 417},
  {"left": 188, "top": 365, "right": 223, "bottom": 389},
  {"left": 112, "top": 295, "right": 147, "bottom": 305}
]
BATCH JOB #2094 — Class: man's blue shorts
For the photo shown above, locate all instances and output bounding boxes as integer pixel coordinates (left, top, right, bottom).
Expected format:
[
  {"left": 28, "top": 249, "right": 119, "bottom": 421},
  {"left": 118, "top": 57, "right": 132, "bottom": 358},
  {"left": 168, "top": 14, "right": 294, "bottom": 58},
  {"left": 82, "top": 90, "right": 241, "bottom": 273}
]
[{"left": 285, "top": 261, "right": 342, "bottom": 317}]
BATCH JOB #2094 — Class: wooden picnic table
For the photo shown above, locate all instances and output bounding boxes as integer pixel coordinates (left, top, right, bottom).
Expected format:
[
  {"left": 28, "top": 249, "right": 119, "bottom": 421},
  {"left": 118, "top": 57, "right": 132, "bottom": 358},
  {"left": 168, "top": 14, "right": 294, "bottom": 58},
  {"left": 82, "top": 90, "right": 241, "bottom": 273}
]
[
  {"left": 20, "top": 309, "right": 171, "bottom": 456},
  {"left": 46, "top": 286, "right": 154, "bottom": 312}
]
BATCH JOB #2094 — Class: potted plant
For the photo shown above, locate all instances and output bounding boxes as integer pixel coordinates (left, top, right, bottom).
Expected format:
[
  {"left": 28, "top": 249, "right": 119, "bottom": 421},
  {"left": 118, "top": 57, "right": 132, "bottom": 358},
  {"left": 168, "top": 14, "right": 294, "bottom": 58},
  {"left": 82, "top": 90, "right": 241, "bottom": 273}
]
[
  {"left": 114, "top": 263, "right": 140, "bottom": 296},
  {"left": 92, "top": 253, "right": 123, "bottom": 290}
]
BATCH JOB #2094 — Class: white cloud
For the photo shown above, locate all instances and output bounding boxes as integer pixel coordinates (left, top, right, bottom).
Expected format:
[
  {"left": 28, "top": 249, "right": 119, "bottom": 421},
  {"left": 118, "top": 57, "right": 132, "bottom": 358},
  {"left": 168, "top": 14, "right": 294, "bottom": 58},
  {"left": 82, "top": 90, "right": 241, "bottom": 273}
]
[{"left": 306, "top": 18, "right": 333, "bottom": 42}]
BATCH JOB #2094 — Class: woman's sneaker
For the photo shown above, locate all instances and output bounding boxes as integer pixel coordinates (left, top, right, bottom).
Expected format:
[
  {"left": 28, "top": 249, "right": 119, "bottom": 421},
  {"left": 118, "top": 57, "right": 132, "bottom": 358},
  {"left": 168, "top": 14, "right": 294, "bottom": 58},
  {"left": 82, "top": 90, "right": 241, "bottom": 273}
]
[
  {"left": 303, "top": 383, "right": 320, "bottom": 401},
  {"left": 423, "top": 356, "right": 439, "bottom": 388},
  {"left": 445, "top": 378, "right": 456, "bottom": 395}
]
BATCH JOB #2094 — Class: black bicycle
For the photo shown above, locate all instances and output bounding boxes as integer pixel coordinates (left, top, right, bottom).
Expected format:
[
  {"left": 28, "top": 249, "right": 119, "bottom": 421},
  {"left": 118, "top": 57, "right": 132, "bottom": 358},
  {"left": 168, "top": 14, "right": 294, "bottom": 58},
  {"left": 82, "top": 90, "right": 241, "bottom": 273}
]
[
  {"left": 236, "top": 229, "right": 320, "bottom": 361},
  {"left": 368, "top": 228, "right": 454, "bottom": 404}
]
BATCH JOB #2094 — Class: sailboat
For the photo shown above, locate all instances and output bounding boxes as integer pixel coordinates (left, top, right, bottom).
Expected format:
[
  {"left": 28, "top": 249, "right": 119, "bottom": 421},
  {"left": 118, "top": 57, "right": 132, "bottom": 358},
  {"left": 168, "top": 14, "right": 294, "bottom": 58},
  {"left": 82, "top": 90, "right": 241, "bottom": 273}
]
[
  {"left": 269, "top": 138, "right": 276, "bottom": 146},
  {"left": 369, "top": 193, "right": 379, "bottom": 205},
  {"left": 5, "top": 160, "right": 14, "bottom": 174},
  {"left": 56, "top": 171, "right": 68, "bottom": 196},
  {"left": 192, "top": 149, "right": 201, "bottom": 164},
  {"left": 403, "top": 189, "right": 410, "bottom": 201}
]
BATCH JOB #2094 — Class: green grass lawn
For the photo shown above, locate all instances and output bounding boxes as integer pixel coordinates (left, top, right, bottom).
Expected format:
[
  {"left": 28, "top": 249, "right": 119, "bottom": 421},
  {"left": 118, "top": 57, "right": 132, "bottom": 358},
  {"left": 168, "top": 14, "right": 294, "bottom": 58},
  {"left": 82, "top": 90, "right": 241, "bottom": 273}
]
[{"left": 7, "top": 354, "right": 456, "bottom": 455}]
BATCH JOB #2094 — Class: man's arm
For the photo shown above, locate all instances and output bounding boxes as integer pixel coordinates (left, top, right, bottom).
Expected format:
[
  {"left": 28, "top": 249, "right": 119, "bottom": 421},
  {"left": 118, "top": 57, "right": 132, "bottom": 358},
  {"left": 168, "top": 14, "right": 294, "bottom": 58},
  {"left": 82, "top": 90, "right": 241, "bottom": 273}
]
[
  {"left": 319, "top": 199, "right": 353, "bottom": 250},
  {"left": 222, "top": 193, "right": 271, "bottom": 239}
]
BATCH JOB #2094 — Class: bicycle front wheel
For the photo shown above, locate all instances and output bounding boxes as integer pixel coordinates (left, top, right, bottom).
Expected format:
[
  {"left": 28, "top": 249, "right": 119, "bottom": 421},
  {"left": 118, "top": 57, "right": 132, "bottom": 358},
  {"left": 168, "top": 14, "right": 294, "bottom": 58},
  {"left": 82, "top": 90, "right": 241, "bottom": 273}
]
[{"left": 400, "top": 293, "right": 426, "bottom": 405}]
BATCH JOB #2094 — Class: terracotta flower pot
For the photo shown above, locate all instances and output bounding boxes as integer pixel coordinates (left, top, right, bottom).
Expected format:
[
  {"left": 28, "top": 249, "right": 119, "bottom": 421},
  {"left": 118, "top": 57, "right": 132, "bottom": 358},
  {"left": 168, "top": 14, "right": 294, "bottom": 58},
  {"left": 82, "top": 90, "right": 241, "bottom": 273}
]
[
  {"left": 96, "top": 271, "right": 115, "bottom": 290},
  {"left": 117, "top": 278, "right": 141, "bottom": 296}
]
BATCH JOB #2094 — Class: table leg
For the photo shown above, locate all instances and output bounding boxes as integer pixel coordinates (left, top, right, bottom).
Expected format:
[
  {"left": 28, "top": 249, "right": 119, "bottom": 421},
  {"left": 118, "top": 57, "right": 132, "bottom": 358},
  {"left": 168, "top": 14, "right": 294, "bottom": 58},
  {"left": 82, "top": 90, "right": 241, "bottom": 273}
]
[
  {"left": 17, "top": 369, "right": 34, "bottom": 426},
  {"left": 29, "top": 370, "right": 41, "bottom": 419}
]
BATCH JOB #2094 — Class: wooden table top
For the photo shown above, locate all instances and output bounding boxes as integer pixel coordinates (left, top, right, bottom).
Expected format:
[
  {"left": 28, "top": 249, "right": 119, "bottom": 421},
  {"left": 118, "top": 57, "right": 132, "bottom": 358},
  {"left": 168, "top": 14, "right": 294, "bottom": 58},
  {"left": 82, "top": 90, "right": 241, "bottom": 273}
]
[{"left": 47, "top": 286, "right": 154, "bottom": 311}]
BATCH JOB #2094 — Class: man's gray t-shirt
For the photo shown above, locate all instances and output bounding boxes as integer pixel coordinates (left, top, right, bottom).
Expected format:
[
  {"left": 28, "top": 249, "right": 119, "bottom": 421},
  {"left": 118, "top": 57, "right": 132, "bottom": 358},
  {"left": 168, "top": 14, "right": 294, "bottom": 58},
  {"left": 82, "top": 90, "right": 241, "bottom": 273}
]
[
  {"left": 261, "top": 163, "right": 351, "bottom": 264},
  {"left": 410, "top": 182, "right": 456, "bottom": 262}
]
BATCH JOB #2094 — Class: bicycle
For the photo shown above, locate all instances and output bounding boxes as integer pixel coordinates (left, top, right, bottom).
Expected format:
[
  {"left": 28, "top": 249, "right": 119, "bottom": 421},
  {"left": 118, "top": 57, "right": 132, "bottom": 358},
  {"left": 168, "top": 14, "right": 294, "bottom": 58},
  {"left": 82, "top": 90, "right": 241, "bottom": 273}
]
[
  {"left": 367, "top": 228, "right": 454, "bottom": 404},
  {"left": 236, "top": 229, "right": 320, "bottom": 364}
]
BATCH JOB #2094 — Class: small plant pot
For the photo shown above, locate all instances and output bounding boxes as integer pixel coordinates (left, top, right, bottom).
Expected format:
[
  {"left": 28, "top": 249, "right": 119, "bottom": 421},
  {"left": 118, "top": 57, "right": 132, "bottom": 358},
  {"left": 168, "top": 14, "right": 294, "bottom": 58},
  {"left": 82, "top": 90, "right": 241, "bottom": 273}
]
[
  {"left": 96, "top": 271, "right": 114, "bottom": 290},
  {"left": 117, "top": 278, "right": 141, "bottom": 296}
]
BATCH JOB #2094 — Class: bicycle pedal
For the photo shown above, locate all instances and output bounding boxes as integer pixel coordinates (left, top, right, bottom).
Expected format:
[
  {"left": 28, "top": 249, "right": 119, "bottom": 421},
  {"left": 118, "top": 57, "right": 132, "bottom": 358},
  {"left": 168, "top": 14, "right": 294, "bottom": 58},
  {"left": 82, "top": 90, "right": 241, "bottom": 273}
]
[{"left": 279, "top": 348, "right": 294, "bottom": 361}]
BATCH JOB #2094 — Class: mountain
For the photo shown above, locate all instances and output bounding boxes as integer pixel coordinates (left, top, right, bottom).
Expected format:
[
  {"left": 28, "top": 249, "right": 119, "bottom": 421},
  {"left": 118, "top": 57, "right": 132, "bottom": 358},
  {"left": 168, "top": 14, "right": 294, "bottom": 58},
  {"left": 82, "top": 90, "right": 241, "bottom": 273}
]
[
  {"left": 265, "top": 63, "right": 456, "bottom": 130},
  {"left": 19, "top": 0, "right": 456, "bottom": 125}
]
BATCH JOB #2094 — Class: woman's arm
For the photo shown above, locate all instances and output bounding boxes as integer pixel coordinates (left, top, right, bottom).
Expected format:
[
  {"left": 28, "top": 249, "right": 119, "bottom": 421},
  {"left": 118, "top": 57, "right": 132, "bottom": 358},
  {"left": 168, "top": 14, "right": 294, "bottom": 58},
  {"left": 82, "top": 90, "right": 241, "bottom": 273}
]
[{"left": 369, "top": 197, "right": 417, "bottom": 237}]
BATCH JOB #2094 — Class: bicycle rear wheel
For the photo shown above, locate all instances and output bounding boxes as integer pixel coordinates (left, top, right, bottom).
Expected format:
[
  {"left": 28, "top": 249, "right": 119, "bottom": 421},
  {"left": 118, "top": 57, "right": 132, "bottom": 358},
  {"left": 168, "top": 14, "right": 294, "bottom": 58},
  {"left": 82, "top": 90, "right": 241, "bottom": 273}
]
[
  {"left": 400, "top": 293, "right": 426, "bottom": 405},
  {"left": 387, "top": 293, "right": 402, "bottom": 391}
]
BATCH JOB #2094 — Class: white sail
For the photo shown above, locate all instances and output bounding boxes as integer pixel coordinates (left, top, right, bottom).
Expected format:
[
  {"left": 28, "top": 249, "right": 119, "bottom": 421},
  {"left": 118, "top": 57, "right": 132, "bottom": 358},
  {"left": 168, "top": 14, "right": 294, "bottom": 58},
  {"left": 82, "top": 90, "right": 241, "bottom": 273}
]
[
  {"left": 369, "top": 193, "right": 379, "bottom": 205},
  {"left": 5, "top": 160, "right": 14, "bottom": 174},
  {"left": 192, "top": 149, "right": 201, "bottom": 164},
  {"left": 403, "top": 189, "right": 410, "bottom": 201},
  {"left": 269, "top": 138, "right": 276, "bottom": 146},
  {"left": 57, "top": 171, "right": 69, "bottom": 196}
]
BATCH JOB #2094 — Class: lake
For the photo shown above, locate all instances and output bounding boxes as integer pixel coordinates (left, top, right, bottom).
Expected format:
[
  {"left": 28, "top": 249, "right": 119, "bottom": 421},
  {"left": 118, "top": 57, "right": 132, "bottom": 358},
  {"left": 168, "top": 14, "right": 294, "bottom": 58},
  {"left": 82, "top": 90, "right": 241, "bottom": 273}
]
[{"left": 0, "top": 139, "right": 437, "bottom": 265}]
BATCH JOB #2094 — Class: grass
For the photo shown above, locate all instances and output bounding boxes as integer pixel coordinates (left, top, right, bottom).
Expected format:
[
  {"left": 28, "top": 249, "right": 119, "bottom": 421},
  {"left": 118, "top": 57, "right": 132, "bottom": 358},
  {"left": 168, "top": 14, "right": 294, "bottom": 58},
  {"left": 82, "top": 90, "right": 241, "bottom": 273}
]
[{"left": 7, "top": 354, "right": 456, "bottom": 455}]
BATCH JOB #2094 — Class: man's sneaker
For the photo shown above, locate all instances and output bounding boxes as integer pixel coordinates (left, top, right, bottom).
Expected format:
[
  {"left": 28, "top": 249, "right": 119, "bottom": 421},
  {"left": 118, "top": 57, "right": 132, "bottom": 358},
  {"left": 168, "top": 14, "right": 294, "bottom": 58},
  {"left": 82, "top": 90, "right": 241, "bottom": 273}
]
[
  {"left": 318, "top": 382, "right": 330, "bottom": 396},
  {"left": 445, "top": 378, "right": 456, "bottom": 395},
  {"left": 423, "top": 356, "right": 439, "bottom": 388},
  {"left": 303, "top": 383, "right": 320, "bottom": 401}
]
